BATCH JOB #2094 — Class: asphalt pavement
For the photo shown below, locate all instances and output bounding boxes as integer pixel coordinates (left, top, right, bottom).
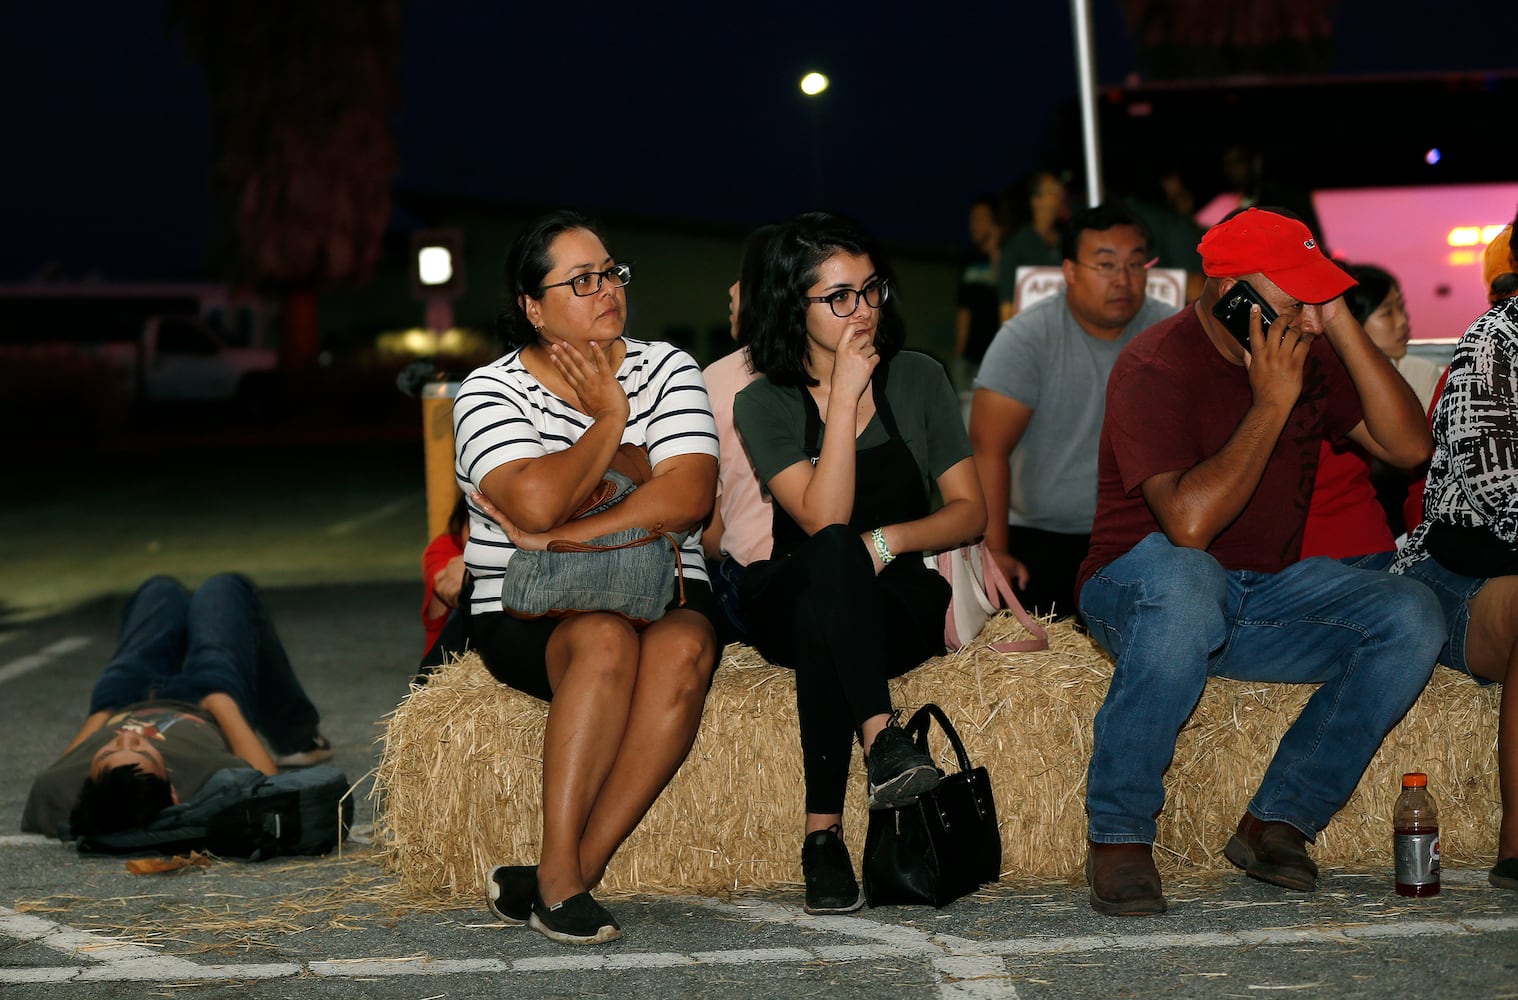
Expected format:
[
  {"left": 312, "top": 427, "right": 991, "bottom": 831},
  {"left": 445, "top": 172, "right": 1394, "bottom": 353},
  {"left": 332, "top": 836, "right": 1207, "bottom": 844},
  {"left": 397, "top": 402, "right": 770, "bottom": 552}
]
[{"left": 4, "top": 438, "right": 1518, "bottom": 998}]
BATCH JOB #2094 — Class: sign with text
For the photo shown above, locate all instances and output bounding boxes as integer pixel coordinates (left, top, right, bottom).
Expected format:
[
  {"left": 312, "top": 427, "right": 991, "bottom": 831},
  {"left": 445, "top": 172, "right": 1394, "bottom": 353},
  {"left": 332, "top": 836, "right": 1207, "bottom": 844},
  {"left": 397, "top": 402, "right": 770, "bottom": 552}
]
[{"left": 1014, "top": 266, "right": 1187, "bottom": 312}]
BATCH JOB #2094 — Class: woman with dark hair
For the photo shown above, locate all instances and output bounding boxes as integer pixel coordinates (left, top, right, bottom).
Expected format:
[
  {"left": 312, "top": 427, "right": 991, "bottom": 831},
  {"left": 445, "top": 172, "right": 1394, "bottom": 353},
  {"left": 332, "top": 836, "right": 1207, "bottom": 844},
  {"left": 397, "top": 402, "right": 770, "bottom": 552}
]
[
  {"left": 732, "top": 212, "right": 987, "bottom": 914},
  {"left": 453, "top": 210, "right": 720, "bottom": 945},
  {"left": 1301, "top": 263, "right": 1444, "bottom": 558},
  {"left": 1343, "top": 265, "right": 1444, "bottom": 412},
  {"left": 701, "top": 224, "right": 781, "bottom": 645}
]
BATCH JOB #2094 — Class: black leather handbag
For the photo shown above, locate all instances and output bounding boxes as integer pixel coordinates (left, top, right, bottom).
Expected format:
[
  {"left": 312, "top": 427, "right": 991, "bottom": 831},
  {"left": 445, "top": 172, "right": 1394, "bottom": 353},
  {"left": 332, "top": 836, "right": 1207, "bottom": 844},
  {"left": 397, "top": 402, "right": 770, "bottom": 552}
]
[{"left": 861, "top": 703, "right": 1001, "bottom": 908}]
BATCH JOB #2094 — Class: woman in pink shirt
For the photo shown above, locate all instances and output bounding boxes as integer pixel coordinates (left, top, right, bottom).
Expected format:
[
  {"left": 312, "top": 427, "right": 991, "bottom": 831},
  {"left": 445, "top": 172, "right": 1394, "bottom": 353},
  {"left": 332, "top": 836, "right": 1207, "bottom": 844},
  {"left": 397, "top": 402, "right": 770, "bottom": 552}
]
[{"left": 701, "top": 225, "right": 779, "bottom": 644}]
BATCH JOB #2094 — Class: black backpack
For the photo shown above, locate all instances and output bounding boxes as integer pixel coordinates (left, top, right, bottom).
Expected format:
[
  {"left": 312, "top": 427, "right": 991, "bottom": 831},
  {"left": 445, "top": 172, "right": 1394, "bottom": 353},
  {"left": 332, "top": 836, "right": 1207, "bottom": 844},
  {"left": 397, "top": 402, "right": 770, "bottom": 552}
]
[{"left": 72, "top": 765, "right": 353, "bottom": 860}]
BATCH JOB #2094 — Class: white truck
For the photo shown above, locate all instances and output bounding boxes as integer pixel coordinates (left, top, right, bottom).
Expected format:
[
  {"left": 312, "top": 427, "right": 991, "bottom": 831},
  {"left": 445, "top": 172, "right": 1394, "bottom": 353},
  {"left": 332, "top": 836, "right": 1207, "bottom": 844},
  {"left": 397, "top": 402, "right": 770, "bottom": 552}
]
[
  {"left": 0, "top": 283, "right": 278, "bottom": 405},
  {"left": 94, "top": 313, "right": 278, "bottom": 403}
]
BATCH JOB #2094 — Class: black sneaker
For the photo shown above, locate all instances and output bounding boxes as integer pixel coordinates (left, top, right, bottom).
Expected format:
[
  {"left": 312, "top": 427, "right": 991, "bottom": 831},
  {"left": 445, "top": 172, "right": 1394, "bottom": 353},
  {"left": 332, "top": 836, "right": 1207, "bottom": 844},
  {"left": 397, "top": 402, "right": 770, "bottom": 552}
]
[
  {"left": 274, "top": 734, "right": 333, "bottom": 768},
  {"left": 529, "top": 892, "right": 622, "bottom": 945},
  {"left": 801, "top": 825, "right": 863, "bottom": 914},
  {"left": 865, "top": 719, "right": 941, "bottom": 809},
  {"left": 485, "top": 864, "right": 537, "bottom": 924}
]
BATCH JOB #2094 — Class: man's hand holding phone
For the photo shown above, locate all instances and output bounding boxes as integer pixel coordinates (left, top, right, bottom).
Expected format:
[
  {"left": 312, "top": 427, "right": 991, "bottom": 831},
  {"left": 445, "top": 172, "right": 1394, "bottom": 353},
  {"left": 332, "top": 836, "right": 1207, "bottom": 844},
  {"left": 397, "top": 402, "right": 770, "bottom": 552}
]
[{"left": 1236, "top": 292, "right": 1309, "bottom": 413}]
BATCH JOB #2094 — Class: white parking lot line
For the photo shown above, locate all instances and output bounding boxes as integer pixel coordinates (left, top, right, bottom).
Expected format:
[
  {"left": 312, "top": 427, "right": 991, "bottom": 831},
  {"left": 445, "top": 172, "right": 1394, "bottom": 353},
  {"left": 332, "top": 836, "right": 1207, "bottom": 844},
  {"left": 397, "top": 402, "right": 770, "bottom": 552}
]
[
  {"left": 4, "top": 897, "right": 1517, "bottom": 987},
  {"left": 327, "top": 497, "right": 418, "bottom": 536},
  {"left": 0, "top": 636, "right": 91, "bottom": 685}
]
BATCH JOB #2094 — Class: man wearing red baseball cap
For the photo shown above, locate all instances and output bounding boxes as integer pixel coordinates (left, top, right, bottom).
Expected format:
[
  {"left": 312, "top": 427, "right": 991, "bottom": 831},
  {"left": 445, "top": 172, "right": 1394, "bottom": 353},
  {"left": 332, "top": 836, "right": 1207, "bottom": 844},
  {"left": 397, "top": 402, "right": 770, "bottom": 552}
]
[{"left": 1075, "top": 207, "right": 1444, "bottom": 916}]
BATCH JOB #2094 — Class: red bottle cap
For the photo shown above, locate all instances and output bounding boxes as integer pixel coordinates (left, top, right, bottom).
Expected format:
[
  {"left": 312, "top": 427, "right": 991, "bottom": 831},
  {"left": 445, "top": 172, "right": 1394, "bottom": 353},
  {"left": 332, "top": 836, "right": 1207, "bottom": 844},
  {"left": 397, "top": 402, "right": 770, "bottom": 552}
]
[{"left": 1402, "top": 772, "right": 1428, "bottom": 787}]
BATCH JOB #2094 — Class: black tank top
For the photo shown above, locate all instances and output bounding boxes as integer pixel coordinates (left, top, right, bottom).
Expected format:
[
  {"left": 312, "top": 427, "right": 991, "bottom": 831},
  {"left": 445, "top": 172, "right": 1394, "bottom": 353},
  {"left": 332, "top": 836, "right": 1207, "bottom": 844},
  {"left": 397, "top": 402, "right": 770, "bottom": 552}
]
[{"left": 769, "top": 362, "right": 930, "bottom": 559}]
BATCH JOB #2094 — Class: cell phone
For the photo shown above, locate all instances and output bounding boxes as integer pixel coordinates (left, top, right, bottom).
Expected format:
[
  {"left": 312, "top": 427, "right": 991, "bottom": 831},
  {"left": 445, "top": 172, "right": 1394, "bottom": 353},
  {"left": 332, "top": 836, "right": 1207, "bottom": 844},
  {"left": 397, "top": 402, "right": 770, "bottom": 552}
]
[{"left": 1211, "top": 279, "right": 1278, "bottom": 350}]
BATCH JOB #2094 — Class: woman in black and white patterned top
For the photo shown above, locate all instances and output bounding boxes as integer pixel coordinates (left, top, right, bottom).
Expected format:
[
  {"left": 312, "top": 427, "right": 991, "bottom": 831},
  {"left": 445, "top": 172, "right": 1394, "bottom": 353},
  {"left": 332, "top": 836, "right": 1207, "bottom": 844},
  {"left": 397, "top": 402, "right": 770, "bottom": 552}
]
[
  {"left": 452, "top": 210, "right": 720, "bottom": 944},
  {"left": 1392, "top": 247, "right": 1518, "bottom": 893}
]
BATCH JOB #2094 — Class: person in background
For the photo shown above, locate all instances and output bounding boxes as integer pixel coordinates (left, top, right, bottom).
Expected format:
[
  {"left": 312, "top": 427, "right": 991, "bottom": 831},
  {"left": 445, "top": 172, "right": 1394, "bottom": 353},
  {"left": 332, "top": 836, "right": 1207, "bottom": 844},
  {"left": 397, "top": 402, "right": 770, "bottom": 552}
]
[
  {"left": 953, "top": 194, "right": 1004, "bottom": 390},
  {"left": 1220, "top": 143, "right": 1326, "bottom": 253},
  {"left": 1485, "top": 223, "right": 1518, "bottom": 308},
  {"left": 971, "top": 203, "right": 1177, "bottom": 619},
  {"left": 417, "top": 494, "right": 469, "bottom": 677},
  {"left": 1350, "top": 265, "right": 1445, "bottom": 413},
  {"left": 733, "top": 212, "right": 986, "bottom": 915},
  {"left": 23, "top": 574, "right": 332, "bottom": 840},
  {"left": 996, "top": 170, "right": 1069, "bottom": 322},
  {"left": 701, "top": 224, "right": 779, "bottom": 646},
  {"left": 1301, "top": 263, "right": 1445, "bottom": 558},
  {"left": 455, "top": 210, "right": 720, "bottom": 946},
  {"left": 1120, "top": 164, "right": 1206, "bottom": 303}
]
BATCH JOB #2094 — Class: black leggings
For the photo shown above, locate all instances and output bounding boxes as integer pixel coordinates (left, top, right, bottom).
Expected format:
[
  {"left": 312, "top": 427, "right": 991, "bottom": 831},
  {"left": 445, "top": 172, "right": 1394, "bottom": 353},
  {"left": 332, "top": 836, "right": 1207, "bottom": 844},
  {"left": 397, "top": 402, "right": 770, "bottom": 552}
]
[{"left": 741, "top": 524, "right": 949, "bottom": 814}]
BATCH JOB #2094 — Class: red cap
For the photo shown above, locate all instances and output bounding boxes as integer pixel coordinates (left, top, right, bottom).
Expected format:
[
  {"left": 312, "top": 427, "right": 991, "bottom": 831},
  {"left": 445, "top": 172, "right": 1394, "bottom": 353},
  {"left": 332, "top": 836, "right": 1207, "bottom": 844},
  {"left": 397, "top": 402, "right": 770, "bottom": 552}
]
[
  {"left": 1402, "top": 772, "right": 1428, "bottom": 787},
  {"left": 1197, "top": 208, "right": 1356, "bottom": 304}
]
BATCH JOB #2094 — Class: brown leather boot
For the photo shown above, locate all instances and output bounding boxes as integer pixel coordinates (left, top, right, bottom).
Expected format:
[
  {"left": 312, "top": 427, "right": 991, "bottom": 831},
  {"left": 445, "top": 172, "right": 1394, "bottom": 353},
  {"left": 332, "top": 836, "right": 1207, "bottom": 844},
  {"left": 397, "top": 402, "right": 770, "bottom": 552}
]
[
  {"left": 1086, "top": 841, "right": 1166, "bottom": 916},
  {"left": 1223, "top": 812, "right": 1318, "bottom": 892}
]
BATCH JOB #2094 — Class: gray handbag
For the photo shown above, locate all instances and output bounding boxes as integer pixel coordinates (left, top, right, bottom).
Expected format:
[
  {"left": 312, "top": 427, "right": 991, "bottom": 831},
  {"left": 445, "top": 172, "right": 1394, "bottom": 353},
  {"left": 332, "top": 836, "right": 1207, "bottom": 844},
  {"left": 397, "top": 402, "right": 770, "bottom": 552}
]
[{"left": 498, "top": 450, "right": 687, "bottom": 626}]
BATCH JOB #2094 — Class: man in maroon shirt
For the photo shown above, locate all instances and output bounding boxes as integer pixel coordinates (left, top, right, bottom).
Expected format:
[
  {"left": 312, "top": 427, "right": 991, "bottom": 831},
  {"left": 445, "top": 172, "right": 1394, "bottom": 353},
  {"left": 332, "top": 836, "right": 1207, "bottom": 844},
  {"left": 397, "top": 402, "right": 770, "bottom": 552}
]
[{"left": 1077, "top": 208, "right": 1444, "bottom": 916}]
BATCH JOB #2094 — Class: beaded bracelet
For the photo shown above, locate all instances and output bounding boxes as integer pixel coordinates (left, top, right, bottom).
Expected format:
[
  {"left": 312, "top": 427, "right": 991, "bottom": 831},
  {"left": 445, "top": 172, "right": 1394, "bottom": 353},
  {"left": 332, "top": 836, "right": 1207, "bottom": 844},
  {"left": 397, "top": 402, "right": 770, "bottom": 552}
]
[{"left": 870, "top": 527, "right": 895, "bottom": 565}]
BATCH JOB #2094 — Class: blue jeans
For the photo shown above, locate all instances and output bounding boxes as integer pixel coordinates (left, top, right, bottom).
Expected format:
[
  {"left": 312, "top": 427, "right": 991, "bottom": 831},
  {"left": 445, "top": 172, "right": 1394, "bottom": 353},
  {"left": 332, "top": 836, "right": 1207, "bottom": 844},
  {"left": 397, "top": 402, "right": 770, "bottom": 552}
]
[
  {"left": 1079, "top": 533, "right": 1445, "bottom": 845},
  {"left": 709, "top": 555, "right": 749, "bottom": 647},
  {"left": 1394, "top": 551, "right": 1488, "bottom": 678},
  {"left": 89, "top": 575, "right": 320, "bottom": 754}
]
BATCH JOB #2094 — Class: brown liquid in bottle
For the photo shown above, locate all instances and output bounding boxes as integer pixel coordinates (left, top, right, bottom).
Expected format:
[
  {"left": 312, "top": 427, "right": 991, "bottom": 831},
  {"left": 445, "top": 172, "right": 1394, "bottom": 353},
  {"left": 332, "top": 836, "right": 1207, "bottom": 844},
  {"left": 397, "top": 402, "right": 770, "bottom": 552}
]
[
  {"left": 1394, "top": 772, "right": 1440, "bottom": 897},
  {"left": 1393, "top": 826, "right": 1440, "bottom": 897}
]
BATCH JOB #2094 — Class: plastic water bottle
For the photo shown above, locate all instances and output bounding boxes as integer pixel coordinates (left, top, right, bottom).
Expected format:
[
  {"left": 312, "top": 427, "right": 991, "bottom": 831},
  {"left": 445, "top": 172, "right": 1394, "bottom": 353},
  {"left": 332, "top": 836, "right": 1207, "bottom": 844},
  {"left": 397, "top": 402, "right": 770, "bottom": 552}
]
[{"left": 1394, "top": 772, "right": 1440, "bottom": 897}]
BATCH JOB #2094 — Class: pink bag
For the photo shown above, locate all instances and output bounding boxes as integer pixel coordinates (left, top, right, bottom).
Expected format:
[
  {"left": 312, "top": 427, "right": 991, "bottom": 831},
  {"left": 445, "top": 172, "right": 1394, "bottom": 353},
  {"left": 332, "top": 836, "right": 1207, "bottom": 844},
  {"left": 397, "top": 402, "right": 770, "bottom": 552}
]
[{"left": 924, "top": 544, "right": 1049, "bottom": 653}]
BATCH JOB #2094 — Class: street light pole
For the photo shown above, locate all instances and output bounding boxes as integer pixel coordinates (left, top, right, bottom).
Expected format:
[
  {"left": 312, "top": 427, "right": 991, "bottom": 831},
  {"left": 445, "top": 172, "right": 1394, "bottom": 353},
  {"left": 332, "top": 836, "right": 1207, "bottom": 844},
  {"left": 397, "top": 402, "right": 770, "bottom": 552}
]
[{"left": 1070, "top": 0, "right": 1103, "bottom": 207}]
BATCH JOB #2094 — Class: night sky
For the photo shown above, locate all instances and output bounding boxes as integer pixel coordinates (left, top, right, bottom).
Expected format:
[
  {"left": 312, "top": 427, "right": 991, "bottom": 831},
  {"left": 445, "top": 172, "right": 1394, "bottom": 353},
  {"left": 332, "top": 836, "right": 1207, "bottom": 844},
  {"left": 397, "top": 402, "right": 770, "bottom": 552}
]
[{"left": 4, "top": 2, "right": 1513, "bottom": 283}]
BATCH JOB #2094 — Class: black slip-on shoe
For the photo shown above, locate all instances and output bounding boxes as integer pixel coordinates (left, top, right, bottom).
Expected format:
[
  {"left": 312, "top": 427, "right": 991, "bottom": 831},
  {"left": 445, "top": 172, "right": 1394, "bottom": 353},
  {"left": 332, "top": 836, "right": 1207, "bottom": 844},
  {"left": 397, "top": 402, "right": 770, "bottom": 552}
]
[
  {"left": 273, "top": 734, "right": 333, "bottom": 768},
  {"left": 485, "top": 864, "right": 537, "bottom": 924},
  {"left": 529, "top": 892, "right": 622, "bottom": 945}
]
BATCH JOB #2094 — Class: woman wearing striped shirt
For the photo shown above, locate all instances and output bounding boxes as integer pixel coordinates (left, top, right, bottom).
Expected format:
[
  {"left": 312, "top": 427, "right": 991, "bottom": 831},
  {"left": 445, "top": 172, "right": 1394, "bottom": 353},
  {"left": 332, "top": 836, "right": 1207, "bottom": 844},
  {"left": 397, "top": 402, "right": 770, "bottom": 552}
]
[{"left": 453, "top": 210, "right": 720, "bottom": 945}]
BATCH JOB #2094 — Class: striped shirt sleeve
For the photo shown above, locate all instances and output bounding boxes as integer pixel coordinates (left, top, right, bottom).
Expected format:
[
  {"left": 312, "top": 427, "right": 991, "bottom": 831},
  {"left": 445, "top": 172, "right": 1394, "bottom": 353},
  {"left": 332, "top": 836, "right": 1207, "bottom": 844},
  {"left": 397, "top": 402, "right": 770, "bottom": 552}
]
[
  {"left": 624, "top": 340, "right": 720, "bottom": 467},
  {"left": 452, "top": 352, "right": 547, "bottom": 492}
]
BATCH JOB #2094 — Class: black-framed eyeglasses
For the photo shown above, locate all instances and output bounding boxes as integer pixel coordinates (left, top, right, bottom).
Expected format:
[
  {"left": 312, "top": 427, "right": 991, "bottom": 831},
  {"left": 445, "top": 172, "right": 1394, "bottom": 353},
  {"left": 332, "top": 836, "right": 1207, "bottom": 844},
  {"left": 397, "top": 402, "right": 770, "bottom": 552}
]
[
  {"left": 805, "top": 280, "right": 891, "bottom": 318},
  {"left": 541, "top": 263, "right": 632, "bottom": 297},
  {"left": 1073, "top": 258, "right": 1154, "bottom": 281}
]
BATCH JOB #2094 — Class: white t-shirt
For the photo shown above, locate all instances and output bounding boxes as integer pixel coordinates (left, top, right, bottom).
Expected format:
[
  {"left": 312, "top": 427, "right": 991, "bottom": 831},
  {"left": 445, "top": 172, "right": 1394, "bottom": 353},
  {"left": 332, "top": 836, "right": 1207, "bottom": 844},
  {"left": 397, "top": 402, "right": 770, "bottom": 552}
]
[{"left": 453, "top": 338, "right": 719, "bottom": 614}]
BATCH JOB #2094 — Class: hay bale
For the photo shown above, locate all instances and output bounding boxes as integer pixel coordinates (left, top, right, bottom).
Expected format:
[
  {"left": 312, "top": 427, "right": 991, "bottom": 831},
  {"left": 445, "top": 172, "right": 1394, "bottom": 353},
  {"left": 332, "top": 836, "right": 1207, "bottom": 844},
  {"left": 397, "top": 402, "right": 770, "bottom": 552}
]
[{"left": 373, "top": 614, "right": 1499, "bottom": 900}]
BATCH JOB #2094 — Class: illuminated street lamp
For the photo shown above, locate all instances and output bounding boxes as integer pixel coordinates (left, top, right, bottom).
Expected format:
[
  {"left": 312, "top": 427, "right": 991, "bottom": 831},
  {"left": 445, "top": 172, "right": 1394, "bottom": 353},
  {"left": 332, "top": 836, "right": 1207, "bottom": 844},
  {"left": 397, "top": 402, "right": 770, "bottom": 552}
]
[
  {"left": 800, "top": 71, "right": 829, "bottom": 96},
  {"left": 417, "top": 245, "right": 454, "bottom": 287},
  {"left": 410, "top": 228, "right": 466, "bottom": 339}
]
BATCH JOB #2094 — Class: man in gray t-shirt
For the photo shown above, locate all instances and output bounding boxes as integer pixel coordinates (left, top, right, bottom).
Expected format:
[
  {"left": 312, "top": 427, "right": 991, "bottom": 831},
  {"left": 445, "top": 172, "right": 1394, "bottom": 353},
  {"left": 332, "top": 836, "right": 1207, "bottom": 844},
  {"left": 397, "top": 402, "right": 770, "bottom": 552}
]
[{"left": 970, "top": 203, "right": 1178, "bottom": 618}]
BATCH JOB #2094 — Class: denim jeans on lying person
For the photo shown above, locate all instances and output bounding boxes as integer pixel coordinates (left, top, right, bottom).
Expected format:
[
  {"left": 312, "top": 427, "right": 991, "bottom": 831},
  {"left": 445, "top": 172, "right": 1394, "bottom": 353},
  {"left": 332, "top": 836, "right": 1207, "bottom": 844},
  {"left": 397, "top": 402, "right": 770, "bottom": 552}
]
[
  {"left": 88, "top": 574, "right": 320, "bottom": 755},
  {"left": 1078, "top": 532, "right": 1445, "bottom": 846}
]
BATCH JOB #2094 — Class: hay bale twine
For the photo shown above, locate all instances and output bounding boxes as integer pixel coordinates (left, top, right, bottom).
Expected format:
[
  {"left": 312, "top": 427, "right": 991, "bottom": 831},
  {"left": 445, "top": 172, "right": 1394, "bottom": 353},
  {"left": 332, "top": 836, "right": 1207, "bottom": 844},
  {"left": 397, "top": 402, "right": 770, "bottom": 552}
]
[{"left": 373, "top": 614, "right": 1498, "bottom": 900}]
